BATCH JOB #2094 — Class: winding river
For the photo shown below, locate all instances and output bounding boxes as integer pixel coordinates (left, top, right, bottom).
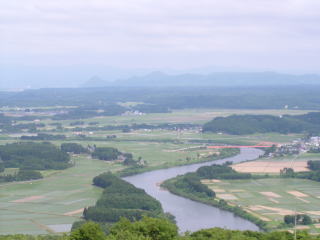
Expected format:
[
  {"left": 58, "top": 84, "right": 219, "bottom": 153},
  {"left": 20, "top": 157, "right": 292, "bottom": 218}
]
[{"left": 124, "top": 148, "right": 263, "bottom": 233}]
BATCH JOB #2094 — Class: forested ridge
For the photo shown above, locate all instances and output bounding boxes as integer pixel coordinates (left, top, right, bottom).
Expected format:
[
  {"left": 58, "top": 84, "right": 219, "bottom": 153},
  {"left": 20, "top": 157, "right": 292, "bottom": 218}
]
[
  {"left": 203, "top": 112, "right": 320, "bottom": 134},
  {"left": 79, "top": 173, "right": 166, "bottom": 225}
]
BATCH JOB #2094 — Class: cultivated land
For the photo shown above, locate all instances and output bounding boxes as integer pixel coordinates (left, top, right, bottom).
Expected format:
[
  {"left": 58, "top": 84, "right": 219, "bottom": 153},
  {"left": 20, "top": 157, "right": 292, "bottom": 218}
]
[
  {"left": 0, "top": 140, "right": 206, "bottom": 235},
  {"left": 232, "top": 152, "right": 320, "bottom": 174},
  {"left": 0, "top": 156, "right": 107, "bottom": 234},
  {"left": 0, "top": 108, "right": 315, "bottom": 234},
  {"left": 232, "top": 161, "right": 309, "bottom": 173},
  {"left": 202, "top": 178, "right": 320, "bottom": 233}
]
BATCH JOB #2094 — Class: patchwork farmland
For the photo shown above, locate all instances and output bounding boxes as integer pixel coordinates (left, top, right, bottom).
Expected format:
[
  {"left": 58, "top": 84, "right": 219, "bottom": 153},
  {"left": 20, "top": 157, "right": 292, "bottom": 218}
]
[{"left": 202, "top": 178, "right": 320, "bottom": 233}]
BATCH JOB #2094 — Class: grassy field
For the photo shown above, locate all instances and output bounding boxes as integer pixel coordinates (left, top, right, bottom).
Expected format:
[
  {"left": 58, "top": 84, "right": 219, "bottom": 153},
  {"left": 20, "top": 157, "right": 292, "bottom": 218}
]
[
  {"left": 0, "top": 155, "right": 122, "bottom": 235},
  {"left": 202, "top": 178, "right": 320, "bottom": 233}
]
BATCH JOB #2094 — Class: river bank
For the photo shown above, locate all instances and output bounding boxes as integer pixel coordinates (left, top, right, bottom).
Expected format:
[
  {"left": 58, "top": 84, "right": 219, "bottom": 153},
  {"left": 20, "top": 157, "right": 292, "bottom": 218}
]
[
  {"left": 124, "top": 148, "right": 263, "bottom": 232},
  {"left": 161, "top": 176, "right": 268, "bottom": 231},
  {"left": 118, "top": 148, "right": 240, "bottom": 177}
]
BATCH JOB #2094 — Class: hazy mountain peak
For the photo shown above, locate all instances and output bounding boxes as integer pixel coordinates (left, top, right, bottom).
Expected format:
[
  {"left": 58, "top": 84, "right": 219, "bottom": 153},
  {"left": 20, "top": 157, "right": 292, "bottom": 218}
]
[{"left": 81, "top": 76, "right": 107, "bottom": 88}]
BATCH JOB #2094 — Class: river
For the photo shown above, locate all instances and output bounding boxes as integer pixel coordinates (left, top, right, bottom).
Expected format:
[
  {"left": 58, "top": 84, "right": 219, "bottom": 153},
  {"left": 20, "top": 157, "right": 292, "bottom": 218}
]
[{"left": 124, "top": 148, "right": 263, "bottom": 233}]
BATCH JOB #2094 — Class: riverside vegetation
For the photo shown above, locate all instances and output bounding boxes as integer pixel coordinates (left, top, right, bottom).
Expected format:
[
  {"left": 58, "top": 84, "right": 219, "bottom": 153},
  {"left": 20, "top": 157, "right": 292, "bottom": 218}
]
[
  {"left": 162, "top": 160, "right": 320, "bottom": 232},
  {"left": 162, "top": 163, "right": 268, "bottom": 230}
]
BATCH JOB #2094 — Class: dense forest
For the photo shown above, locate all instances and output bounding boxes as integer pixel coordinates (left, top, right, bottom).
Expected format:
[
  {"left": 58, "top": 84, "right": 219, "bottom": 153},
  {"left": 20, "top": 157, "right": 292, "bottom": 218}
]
[
  {"left": 0, "top": 142, "right": 71, "bottom": 183},
  {"left": 203, "top": 112, "right": 320, "bottom": 134},
  {"left": 61, "top": 143, "right": 88, "bottom": 154},
  {"left": 0, "top": 142, "right": 71, "bottom": 170},
  {"left": 196, "top": 164, "right": 253, "bottom": 180},
  {"left": 91, "top": 147, "right": 122, "bottom": 161},
  {"left": 81, "top": 173, "right": 165, "bottom": 224}
]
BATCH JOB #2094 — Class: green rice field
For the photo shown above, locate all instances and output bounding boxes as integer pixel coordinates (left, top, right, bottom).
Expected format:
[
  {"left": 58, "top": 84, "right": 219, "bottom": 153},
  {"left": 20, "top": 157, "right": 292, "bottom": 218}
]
[{"left": 203, "top": 178, "right": 320, "bottom": 233}]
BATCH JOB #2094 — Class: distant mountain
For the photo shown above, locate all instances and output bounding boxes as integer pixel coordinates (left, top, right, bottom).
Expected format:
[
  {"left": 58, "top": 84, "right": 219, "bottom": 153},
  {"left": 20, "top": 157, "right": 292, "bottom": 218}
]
[
  {"left": 2, "top": 64, "right": 320, "bottom": 89},
  {"left": 0, "top": 65, "right": 149, "bottom": 89},
  {"left": 83, "top": 71, "right": 320, "bottom": 87},
  {"left": 81, "top": 76, "right": 108, "bottom": 88}
]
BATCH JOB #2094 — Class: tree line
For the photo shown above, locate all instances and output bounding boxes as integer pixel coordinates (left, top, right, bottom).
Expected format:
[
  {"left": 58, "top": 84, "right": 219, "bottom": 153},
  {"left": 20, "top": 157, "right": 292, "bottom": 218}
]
[
  {"left": 21, "top": 133, "right": 66, "bottom": 140},
  {"left": 280, "top": 160, "right": 320, "bottom": 182},
  {"left": 203, "top": 112, "right": 320, "bottom": 135},
  {"left": 3, "top": 216, "right": 320, "bottom": 240}
]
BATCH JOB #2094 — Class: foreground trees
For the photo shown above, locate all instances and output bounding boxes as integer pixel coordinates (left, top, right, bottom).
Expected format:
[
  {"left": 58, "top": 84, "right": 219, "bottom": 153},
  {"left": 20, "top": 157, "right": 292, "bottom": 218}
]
[
  {"left": 70, "top": 217, "right": 320, "bottom": 240},
  {"left": 2, "top": 217, "right": 320, "bottom": 240}
]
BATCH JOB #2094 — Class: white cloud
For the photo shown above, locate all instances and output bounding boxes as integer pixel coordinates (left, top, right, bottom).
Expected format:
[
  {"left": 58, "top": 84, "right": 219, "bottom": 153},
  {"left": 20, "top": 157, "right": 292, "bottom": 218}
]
[{"left": 0, "top": 0, "right": 320, "bottom": 71}]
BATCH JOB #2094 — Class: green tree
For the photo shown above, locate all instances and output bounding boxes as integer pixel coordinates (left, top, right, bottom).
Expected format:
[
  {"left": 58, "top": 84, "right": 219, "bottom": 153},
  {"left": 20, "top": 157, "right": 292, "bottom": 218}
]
[
  {"left": 107, "top": 217, "right": 178, "bottom": 240},
  {"left": 69, "top": 221, "right": 106, "bottom": 240}
]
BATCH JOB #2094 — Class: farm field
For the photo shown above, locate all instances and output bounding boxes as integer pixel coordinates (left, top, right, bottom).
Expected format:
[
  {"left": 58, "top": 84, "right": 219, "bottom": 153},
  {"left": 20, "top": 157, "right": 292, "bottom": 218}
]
[
  {"left": 35, "top": 108, "right": 313, "bottom": 126},
  {"left": 0, "top": 107, "right": 316, "bottom": 235},
  {"left": 232, "top": 161, "right": 309, "bottom": 173},
  {"left": 202, "top": 178, "right": 320, "bottom": 233},
  {"left": 0, "top": 156, "right": 119, "bottom": 234},
  {"left": 2, "top": 129, "right": 301, "bottom": 148},
  {"left": 232, "top": 152, "right": 320, "bottom": 174},
  {"left": 0, "top": 139, "right": 211, "bottom": 235}
]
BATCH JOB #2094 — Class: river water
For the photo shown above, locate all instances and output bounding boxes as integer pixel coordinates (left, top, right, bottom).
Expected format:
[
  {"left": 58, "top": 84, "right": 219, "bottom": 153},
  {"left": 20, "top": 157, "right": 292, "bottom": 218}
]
[{"left": 124, "top": 148, "right": 263, "bottom": 233}]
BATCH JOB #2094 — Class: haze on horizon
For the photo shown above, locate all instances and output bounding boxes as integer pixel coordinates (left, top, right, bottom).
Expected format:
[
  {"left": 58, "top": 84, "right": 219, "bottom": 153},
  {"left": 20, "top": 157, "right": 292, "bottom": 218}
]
[{"left": 1, "top": 0, "right": 320, "bottom": 88}]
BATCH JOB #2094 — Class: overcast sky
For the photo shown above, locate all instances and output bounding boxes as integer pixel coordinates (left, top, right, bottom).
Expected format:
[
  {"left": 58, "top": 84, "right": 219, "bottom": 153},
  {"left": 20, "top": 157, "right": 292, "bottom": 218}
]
[{"left": 1, "top": 0, "right": 320, "bottom": 73}]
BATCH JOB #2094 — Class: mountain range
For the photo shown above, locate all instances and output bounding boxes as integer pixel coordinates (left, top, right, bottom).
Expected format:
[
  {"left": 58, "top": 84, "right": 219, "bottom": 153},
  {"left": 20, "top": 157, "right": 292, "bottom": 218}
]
[{"left": 82, "top": 71, "right": 320, "bottom": 88}]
